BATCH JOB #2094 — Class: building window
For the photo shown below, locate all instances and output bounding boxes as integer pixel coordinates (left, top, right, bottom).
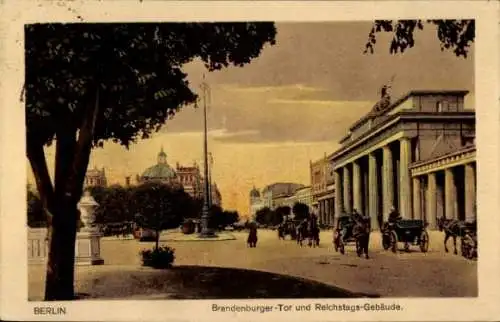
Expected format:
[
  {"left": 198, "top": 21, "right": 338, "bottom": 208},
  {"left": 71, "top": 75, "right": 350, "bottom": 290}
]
[{"left": 436, "top": 101, "right": 443, "bottom": 112}]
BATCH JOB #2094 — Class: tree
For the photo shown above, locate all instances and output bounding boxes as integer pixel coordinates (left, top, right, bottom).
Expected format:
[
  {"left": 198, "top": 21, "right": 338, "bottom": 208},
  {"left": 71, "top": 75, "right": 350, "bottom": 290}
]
[
  {"left": 255, "top": 207, "right": 272, "bottom": 225},
  {"left": 292, "top": 202, "right": 309, "bottom": 221},
  {"left": 273, "top": 206, "right": 290, "bottom": 225},
  {"left": 27, "top": 187, "right": 46, "bottom": 228},
  {"left": 364, "top": 20, "right": 474, "bottom": 58},
  {"left": 25, "top": 22, "right": 277, "bottom": 300},
  {"left": 91, "top": 185, "right": 132, "bottom": 224},
  {"left": 131, "top": 182, "right": 184, "bottom": 250}
]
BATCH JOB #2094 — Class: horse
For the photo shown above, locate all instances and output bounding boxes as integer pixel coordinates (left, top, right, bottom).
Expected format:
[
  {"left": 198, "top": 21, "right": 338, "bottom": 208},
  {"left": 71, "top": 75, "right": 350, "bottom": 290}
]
[
  {"left": 352, "top": 214, "right": 371, "bottom": 259},
  {"left": 247, "top": 225, "right": 258, "bottom": 248},
  {"left": 296, "top": 221, "right": 309, "bottom": 247},
  {"left": 277, "top": 224, "right": 285, "bottom": 240},
  {"left": 307, "top": 217, "right": 320, "bottom": 248},
  {"left": 437, "top": 217, "right": 476, "bottom": 254}
]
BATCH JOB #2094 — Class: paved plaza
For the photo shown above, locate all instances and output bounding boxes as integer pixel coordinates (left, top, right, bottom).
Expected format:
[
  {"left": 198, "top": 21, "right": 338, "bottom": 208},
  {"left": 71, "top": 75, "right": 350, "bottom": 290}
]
[{"left": 28, "top": 229, "right": 477, "bottom": 300}]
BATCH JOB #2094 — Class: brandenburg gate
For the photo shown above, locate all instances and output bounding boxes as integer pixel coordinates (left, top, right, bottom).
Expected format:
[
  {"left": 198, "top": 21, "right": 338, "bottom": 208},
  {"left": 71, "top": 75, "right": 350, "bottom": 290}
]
[{"left": 330, "top": 90, "right": 476, "bottom": 230}]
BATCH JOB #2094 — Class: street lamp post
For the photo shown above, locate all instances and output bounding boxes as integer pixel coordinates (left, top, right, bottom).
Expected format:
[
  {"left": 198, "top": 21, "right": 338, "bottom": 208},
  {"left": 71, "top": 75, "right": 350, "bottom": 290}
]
[{"left": 199, "top": 77, "right": 216, "bottom": 238}]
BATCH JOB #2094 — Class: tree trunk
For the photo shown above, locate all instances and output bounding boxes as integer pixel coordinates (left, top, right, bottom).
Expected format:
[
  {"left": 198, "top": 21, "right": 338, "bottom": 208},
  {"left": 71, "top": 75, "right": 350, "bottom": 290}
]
[
  {"left": 44, "top": 200, "right": 78, "bottom": 300},
  {"left": 155, "top": 229, "right": 160, "bottom": 251}
]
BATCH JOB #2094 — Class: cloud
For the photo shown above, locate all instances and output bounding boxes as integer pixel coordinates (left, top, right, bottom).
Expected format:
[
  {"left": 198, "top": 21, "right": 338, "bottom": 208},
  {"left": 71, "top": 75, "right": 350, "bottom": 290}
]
[
  {"left": 219, "top": 84, "right": 325, "bottom": 93},
  {"left": 267, "top": 98, "right": 373, "bottom": 106}
]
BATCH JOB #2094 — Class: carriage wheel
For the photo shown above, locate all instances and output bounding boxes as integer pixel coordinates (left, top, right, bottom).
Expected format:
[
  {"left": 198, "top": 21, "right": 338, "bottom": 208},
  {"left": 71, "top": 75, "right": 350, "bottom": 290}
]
[
  {"left": 419, "top": 230, "right": 429, "bottom": 253},
  {"left": 404, "top": 242, "right": 410, "bottom": 252},
  {"left": 390, "top": 231, "right": 398, "bottom": 253},
  {"left": 382, "top": 232, "right": 390, "bottom": 250}
]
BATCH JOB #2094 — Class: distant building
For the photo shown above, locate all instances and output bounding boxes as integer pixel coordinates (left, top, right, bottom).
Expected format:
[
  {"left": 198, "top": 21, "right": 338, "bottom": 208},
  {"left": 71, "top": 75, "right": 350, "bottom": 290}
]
[
  {"left": 176, "top": 162, "right": 203, "bottom": 200},
  {"left": 290, "top": 186, "right": 313, "bottom": 209},
  {"left": 135, "top": 147, "right": 221, "bottom": 204},
  {"left": 261, "top": 182, "right": 305, "bottom": 210},
  {"left": 249, "top": 186, "right": 264, "bottom": 220},
  {"left": 330, "top": 89, "right": 476, "bottom": 230},
  {"left": 84, "top": 166, "right": 108, "bottom": 188},
  {"left": 137, "top": 147, "right": 180, "bottom": 187},
  {"left": 211, "top": 183, "right": 222, "bottom": 207},
  {"left": 310, "top": 154, "right": 335, "bottom": 226}
]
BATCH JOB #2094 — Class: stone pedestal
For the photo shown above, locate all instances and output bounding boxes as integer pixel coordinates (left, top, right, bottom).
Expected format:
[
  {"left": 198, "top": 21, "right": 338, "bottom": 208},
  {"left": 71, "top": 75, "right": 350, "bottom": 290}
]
[
  {"left": 76, "top": 191, "right": 104, "bottom": 266},
  {"left": 75, "top": 231, "right": 104, "bottom": 265}
]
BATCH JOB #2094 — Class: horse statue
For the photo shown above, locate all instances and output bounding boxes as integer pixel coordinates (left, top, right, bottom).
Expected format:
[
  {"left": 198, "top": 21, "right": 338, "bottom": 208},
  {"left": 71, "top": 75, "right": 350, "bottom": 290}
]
[
  {"left": 351, "top": 212, "right": 371, "bottom": 259},
  {"left": 247, "top": 222, "right": 258, "bottom": 248},
  {"left": 437, "top": 217, "right": 476, "bottom": 255}
]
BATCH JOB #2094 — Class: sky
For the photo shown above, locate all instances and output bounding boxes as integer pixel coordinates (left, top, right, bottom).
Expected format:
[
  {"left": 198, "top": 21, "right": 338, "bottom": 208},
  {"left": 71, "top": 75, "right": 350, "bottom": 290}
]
[{"left": 27, "top": 22, "right": 475, "bottom": 218}]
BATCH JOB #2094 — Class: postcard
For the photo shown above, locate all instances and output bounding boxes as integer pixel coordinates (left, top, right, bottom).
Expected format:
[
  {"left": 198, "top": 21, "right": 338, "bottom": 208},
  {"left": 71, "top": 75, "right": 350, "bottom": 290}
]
[{"left": 1, "top": 0, "right": 499, "bottom": 321}]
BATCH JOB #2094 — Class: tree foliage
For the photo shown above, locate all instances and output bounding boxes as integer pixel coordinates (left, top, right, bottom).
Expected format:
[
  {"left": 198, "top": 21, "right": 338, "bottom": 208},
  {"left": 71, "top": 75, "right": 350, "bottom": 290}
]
[
  {"left": 292, "top": 202, "right": 309, "bottom": 221},
  {"left": 364, "top": 20, "right": 475, "bottom": 58},
  {"left": 90, "top": 185, "right": 133, "bottom": 224},
  {"left": 25, "top": 22, "right": 277, "bottom": 300},
  {"left": 131, "top": 182, "right": 185, "bottom": 250},
  {"left": 27, "top": 187, "right": 46, "bottom": 228}
]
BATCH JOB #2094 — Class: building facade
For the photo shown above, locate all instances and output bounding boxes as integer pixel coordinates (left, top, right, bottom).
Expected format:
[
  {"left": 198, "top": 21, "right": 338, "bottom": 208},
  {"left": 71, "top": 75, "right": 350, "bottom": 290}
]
[
  {"left": 310, "top": 155, "right": 335, "bottom": 226},
  {"left": 261, "top": 182, "right": 305, "bottom": 210},
  {"left": 210, "top": 183, "right": 222, "bottom": 207},
  {"left": 136, "top": 147, "right": 222, "bottom": 205},
  {"left": 249, "top": 187, "right": 265, "bottom": 220},
  {"left": 283, "top": 186, "right": 313, "bottom": 209},
  {"left": 176, "top": 162, "right": 203, "bottom": 200},
  {"left": 330, "top": 90, "right": 476, "bottom": 230},
  {"left": 84, "top": 166, "right": 108, "bottom": 188}
]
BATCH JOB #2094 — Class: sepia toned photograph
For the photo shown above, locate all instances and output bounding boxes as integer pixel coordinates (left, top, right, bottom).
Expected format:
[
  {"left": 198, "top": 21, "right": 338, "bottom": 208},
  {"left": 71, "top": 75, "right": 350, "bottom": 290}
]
[
  {"left": 26, "top": 18, "right": 478, "bottom": 302},
  {"left": 1, "top": 1, "right": 499, "bottom": 321}
]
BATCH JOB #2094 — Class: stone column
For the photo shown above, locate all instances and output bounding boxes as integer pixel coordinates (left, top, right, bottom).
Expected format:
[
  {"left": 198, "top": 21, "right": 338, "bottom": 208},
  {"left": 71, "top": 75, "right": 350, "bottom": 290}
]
[
  {"left": 464, "top": 163, "right": 476, "bottom": 222},
  {"left": 445, "top": 168, "right": 457, "bottom": 220},
  {"left": 334, "top": 170, "right": 343, "bottom": 217},
  {"left": 318, "top": 200, "right": 324, "bottom": 223},
  {"left": 426, "top": 172, "right": 437, "bottom": 229},
  {"left": 352, "top": 160, "right": 362, "bottom": 213},
  {"left": 368, "top": 152, "right": 379, "bottom": 229},
  {"left": 399, "top": 137, "right": 412, "bottom": 219},
  {"left": 412, "top": 177, "right": 422, "bottom": 220},
  {"left": 343, "top": 166, "right": 352, "bottom": 213},
  {"left": 382, "top": 145, "right": 394, "bottom": 221}
]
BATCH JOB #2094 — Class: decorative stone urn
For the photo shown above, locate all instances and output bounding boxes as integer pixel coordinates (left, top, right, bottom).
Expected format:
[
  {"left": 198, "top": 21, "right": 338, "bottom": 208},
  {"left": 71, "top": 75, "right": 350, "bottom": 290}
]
[{"left": 75, "top": 190, "right": 104, "bottom": 265}]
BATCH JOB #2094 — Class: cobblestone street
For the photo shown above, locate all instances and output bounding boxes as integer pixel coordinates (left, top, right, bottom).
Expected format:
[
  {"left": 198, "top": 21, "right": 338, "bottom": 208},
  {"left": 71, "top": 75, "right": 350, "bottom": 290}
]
[{"left": 29, "top": 229, "right": 477, "bottom": 299}]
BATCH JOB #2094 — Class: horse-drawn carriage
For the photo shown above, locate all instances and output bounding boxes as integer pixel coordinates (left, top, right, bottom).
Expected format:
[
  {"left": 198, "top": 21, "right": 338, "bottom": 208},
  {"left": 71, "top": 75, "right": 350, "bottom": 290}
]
[
  {"left": 460, "top": 230, "right": 477, "bottom": 260},
  {"left": 460, "top": 222, "right": 477, "bottom": 260},
  {"left": 278, "top": 219, "right": 298, "bottom": 240},
  {"left": 381, "top": 219, "right": 429, "bottom": 253},
  {"left": 333, "top": 215, "right": 370, "bottom": 257}
]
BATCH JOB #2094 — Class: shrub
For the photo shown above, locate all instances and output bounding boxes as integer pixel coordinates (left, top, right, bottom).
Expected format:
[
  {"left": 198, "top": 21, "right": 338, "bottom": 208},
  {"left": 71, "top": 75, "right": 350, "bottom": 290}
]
[{"left": 140, "top": 246, "right": 175, "bottom": 269}]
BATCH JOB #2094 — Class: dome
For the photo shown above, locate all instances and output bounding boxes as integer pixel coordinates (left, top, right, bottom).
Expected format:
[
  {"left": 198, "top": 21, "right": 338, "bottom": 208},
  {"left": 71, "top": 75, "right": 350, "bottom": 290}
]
[
  {"left": 250, "top": 186, "right": 260, "bottom": 198},
  {"left": 141, "top": 163, "right": 177, "bottom": 180}
]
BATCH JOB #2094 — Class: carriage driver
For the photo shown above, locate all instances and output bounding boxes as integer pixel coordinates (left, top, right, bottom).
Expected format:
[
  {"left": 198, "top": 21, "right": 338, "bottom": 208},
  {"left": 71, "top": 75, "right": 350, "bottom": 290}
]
[{"left": 388, "top": 206, "right": 401, "bottom": 223}]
